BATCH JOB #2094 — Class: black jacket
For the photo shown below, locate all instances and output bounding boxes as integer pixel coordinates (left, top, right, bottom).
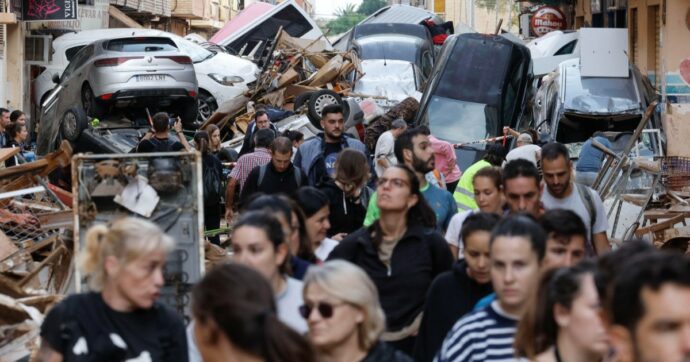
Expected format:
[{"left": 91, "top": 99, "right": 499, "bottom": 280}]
[
  {"left": 413, "top": 260, "right": 494, "bottom": 362},
  {"left": 319, "top": 179, "right": 373, "bottom": 237},
  {"left": 239, "top": 162, "right": 307, "bottom": 205},
  {"left": 361, "top": 341, "right": 413, "bottom": 362},
  {"left": 328, "top": 225, "right": 453, "bottom": 331},
  {"left": 238, "top": 121, "right": 278, "bottom": 156}
]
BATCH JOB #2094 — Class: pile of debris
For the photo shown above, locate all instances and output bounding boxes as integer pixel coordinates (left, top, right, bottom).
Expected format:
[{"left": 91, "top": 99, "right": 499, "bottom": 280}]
[
  {"left": 201, "top": 28, "right": 368, "bottom": 137},
  {"left": 593, "top": 101, "right": 690, "bottom": 254},
  {"left": 0, "top": 141, "right": 74, "bottom": 359}
]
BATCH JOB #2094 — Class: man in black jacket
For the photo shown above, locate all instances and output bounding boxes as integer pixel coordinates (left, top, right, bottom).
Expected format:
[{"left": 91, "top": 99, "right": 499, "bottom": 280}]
[
  {"left": 413, "top": 213, "right": 500, "bottom": 362},
  {"left": 238, "top": 109, "right": 278, "bottom": 156},
  {"left": 239, "top": 136, "right": 306, "bottom": 205}
]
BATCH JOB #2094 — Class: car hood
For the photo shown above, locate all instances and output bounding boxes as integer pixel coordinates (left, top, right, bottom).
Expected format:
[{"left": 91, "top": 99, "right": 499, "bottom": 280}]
[
  {"left": 196, "top": 52, "right": 259, "bottom": 83},
  {"left": 354, "top": 59, "right": 422, "bottom": 102}
]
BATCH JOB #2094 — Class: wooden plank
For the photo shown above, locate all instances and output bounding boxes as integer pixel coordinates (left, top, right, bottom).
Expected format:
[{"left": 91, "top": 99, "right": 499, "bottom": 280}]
[
  {"left": 0, "top": 148, "right": 20, "bottom": 163},
  {"left": 37, "top": 211, "right": 73, "bottom": 230},
  {"left": 18, "top": 245, "right": 65, "bottom": 287}
]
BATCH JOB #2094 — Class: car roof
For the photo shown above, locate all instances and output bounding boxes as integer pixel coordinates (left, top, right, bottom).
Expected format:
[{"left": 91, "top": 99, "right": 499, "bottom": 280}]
[
  {"left": 352, "top": 23, "right": 430, "bottom": 41},
  {"left": 54, "top": 28, "right": 170, "bottom": 47}
]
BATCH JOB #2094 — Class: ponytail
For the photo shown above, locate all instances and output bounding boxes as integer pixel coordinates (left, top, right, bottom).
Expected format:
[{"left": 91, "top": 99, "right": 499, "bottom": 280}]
[
  {"left": 192, "top": 263, "right": 315, "bottom": 362},
  {"left": 77, "top": 217, "right": 174, "bottom": 291},
  {"left": 194, "top": 131, "right": 210, "bottom": 155}
]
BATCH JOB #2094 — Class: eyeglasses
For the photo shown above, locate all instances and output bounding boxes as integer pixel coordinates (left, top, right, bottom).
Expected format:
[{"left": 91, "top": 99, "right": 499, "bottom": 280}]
[
  {"left": 376, "top": 177, "right": 409, "bottom": 188},
  {"left": 299, "top": 302, "right": 345, "bottom": 319}
]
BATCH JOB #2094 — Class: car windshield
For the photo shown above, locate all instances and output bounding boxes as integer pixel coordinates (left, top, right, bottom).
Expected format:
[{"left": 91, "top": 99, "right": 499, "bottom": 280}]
[
  {"left": 355, "top": 60, "right": 419, "bottom": 101},
  {"left": 176, "top": 37, "right": 214, "bottom": 63},
  {"left": 425, "top": 96, "right": 498, "bottom": 144},
  {"left": 356, "top": 37, "right": 420, "bottom": 63},
  {"left": 106, "top": 37, "right": 178, "bottom": 52},
  {"left": 564, "top": 67, "right": 640, "bottom": 114}
]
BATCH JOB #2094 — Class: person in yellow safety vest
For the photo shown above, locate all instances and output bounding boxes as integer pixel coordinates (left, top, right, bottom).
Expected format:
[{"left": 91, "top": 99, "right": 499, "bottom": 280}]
[{"left": 453, "top": 144, "right": 506, "bottom": 211}]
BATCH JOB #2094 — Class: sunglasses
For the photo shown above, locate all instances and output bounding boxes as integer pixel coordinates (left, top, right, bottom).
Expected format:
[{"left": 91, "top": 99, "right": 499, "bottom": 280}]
[
  {"left": 376, "top": 177, "right": 409, "bottom": 188},
  {"left": 299, "top": 302, "right": 344, "bottom": 319}
]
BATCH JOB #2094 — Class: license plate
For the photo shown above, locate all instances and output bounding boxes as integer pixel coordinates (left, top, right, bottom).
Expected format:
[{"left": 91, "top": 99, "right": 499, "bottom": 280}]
[{"left": 137, "top": 75, "right": 167, "bottom": 82}]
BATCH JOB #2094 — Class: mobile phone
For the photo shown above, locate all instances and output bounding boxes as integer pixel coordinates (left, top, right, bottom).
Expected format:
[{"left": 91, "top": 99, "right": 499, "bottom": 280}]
[{"left": 169, "top": 117, "right": 177, "bottom": 127}]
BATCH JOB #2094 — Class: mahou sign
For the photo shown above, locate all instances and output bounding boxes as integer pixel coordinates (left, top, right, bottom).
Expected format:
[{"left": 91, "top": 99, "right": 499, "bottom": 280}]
[{"left": 531, "top": 6, "right": 567, "bottom": 37}]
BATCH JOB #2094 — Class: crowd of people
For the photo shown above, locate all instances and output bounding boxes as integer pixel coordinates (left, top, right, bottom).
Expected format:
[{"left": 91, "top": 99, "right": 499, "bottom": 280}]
[{"left": 37, "top": 101, "right": 690, "bottom": 362}]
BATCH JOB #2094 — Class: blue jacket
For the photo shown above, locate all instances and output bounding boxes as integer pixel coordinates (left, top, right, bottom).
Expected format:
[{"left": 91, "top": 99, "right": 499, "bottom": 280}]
[{"left": 293, "top": 133, "right": 368, "bottom": 186}]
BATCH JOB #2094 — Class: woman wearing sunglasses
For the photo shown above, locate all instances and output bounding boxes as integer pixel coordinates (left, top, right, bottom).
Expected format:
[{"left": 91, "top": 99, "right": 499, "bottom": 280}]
[
  {"left": 328, "top": 165, "right": 453, "bottom": 355},
  {"left": 192, "top": 262, "right": 315, "bottom": 362},
  {"left": 319, "top": 149, "right": 373, "bottom": 240},
  {"left": 302, "top": 260, "right": 412, "bottom": 362},
  {"left": 230, "top": 210, "right": 308, "bottom": 334}
]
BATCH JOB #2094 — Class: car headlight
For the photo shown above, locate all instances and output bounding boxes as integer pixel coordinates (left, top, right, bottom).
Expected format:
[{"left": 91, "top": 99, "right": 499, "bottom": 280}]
[{"left": 209, "top": 73, "right": 244, "bottom": 86}]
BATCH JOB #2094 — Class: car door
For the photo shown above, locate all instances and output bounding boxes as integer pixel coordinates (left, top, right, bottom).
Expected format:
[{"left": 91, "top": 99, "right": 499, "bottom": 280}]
[{"left": 57, "top": 44, "right": 95, "bottom": 114}]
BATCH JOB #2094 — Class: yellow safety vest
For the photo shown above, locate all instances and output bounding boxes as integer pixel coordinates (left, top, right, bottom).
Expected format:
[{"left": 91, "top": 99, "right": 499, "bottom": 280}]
[{"left": 453, "top": 160, "right": 491, "bottom": 211}]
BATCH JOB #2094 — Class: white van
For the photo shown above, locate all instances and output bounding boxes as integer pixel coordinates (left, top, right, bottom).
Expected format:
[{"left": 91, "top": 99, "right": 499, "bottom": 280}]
[
  {"left": 209, "top": 0, "right": 329, "bottom": 62},
  {"left": 33, "top": 28, "right": 259, "bottom": 122}
]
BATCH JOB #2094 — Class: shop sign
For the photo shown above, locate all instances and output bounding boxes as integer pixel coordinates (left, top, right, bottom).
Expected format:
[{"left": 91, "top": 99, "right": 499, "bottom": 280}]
[
  {"left": 530, "top": 6, "right": 567, "bottom": 37},
  {"left": 21, "top": 0, "right": 78, "bottom": 21}
]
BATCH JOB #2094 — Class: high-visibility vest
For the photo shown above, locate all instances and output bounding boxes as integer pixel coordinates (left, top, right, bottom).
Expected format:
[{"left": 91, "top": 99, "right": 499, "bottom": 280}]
[{"left": 453, "top": 160, "right": 491, "bottom": 211}]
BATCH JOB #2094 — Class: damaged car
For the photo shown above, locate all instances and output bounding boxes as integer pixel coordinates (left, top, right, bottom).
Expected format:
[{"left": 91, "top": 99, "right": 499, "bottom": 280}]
[
  {"left": 415, "top": 33, "right": 534, "bottom": 169},
  {"left": 347, "top": 23, "right": 433, "bottom": 107}
]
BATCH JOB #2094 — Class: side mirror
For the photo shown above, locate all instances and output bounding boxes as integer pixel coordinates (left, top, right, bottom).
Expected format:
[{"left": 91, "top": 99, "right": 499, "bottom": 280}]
[{"left": 52, "top": 73, "right": 60, "bottom": 84}]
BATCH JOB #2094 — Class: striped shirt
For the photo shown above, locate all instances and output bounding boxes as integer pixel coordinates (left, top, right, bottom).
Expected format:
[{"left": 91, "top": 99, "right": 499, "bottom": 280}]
[
  {"left": 229, "top": 148, "right": 271, "bottom": 192},
  {"left": 435, "top": 301, "right": 525, "bottom": 362}
]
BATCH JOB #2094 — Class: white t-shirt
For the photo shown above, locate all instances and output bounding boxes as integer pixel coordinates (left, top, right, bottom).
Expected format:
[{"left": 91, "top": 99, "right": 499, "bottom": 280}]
[
  {"left": 374, "top": 131, "right": 397, "bottom": 177},
  {"left": 315, "top": 237, "right": 338, "bottom": 261},
  {"left": 276, "top": 277, "right": 308, "bottom": 334},
  {"left": 505, "top": 144, "right": 541, "bottom": 167},
  {"left": 444, "top": 209, "right": 475, "bottom": 256},
  {"left": 541, "top": 184, "right": 608, "bottom": 256}
]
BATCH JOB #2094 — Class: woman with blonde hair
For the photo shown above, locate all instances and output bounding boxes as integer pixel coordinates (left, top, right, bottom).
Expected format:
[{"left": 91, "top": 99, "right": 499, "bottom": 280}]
[
  {"left": 38, "top": 217, "right": 187, "bottom": 361},
  {"left": 302, "top": 260, "right": 412, "bottom": 362}
]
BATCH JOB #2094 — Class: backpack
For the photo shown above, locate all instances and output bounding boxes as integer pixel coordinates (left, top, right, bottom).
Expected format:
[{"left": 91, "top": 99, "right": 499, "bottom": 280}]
[
  {"left": 575, "top": 182, "right": 597, "bottom": 239},
  {"left": 203, "top": 162, "right": 222, "bottom": 207},
  {"left": 257, "top": 164, "right": 301, "bottom": 188}
]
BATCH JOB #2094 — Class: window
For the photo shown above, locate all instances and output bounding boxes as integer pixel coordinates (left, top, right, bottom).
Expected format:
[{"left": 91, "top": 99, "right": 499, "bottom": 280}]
[
  {"left": 24, "top": 35, "right": 52, "bottom": 64},
  {"left": 554, "top": 40, "right": 577, "bottom": 56},
  {"left": 61, "top": 44, "right": 93, "bottom": 82},
  {"left": 65, "top": 46, "right": 85, "bottom": 62},
  {"left": 106, "top": 37, "right": 178, "bottom": 52}
]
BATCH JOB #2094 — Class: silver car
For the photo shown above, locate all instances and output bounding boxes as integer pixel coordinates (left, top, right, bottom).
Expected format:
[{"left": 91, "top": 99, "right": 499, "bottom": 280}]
[{"left": 39, "top": 36, "right": 198, "bottom": 154}]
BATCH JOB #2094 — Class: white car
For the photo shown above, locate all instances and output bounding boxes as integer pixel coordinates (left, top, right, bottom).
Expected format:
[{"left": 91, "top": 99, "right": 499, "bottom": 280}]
[{"left": 33, "top": 28, "right": 259, "bottom": 122}]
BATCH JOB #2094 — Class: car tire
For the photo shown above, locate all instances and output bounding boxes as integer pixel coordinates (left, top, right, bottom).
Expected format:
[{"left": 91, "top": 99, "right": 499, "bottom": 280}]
[
  {"left": 307, "top": 90, "right": 342, "bottom": 129},
  {"left": 294, "top": 92, "right": 312, "bottom": 111},
  {"left": 81, "top": 84, "right": 105, "bottom": 119},
  {"left": 60, "top": 107, "right": 88, "bottom": 142},
  {"left": 179, "top": 99, "right": 200, "bottom": 128},
  {"left": 197, "top": 92, "right": 218, "bottom": 123}
]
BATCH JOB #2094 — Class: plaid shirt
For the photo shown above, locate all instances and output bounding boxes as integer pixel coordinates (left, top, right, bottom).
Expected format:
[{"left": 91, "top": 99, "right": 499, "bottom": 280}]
[{"left": 230, "top": 148, "right": 271, "bottom": 192}]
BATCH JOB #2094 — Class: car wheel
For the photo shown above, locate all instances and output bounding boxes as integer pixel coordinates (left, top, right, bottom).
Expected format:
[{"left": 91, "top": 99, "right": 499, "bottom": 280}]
[
  {"left": 307, "top": 90, "right": 342, "bottom": 129},
  {"left": 60, "top": 107, "right": 88, "bottom": 142},
  {"left": 197, "top": 92, "right": 218, "bottom": 123},
  {"left": 81, "top": 84, "right": 105, "bottom": 118},
  {"left": 294, "top": 92, "right": 312, "bottom": 111}
]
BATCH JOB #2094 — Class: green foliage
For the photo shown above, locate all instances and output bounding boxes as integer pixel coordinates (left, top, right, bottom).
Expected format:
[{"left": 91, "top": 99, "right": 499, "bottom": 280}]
[
  {"left": 325, "top": 3, "right": 366, "bottom": 35},
  {"left": 357, "top": 0, "right": 387, "bottom": 16}
]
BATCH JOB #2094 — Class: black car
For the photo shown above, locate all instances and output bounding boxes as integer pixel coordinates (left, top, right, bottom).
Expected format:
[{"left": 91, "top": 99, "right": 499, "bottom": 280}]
[{"left": 415, "top": 33, "right": 534, "bottom": 169}]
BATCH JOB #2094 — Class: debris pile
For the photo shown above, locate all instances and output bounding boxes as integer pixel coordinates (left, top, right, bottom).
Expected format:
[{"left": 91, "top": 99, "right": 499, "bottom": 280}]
[
  {"left": 202, "top": 28, "right": 368, "bottom": 136},
  {"left": 0, "top": 141, "right": 74, "bottom": 360}
]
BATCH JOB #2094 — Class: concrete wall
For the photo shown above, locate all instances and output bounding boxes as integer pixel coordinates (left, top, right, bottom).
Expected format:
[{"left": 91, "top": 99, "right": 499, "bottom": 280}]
[
  {"left": 3, "top": 22, "right": 24, "bottom": 111},
  {"left": 444, "top": 0, "right": 518, "bottom": 34},
  {"left": 629, "top": 0, "right": 690, "bottom": 104}
]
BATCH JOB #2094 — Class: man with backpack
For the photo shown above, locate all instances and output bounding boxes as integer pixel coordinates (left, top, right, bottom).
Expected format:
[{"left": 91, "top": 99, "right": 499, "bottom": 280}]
[
  {"left": 136, "top": 112, "right": 192, "bottom": 153},
  {"left": 239, "top": 137, "right": 306, "bottom": 205},
  {"left": 540, "top": 142, "right": 610, "bottom": 256}
]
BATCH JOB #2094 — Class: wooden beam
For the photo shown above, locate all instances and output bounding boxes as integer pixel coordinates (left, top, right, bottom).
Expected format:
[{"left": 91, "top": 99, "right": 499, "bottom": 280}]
[{"left": 108, "top": 5, "right": 143, "bottom": 28}]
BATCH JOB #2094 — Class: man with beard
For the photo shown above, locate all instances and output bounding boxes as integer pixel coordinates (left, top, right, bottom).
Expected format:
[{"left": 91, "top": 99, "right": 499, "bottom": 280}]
[
  {"left": 363, "top": 127, "right": 457, "bottom": 233},
  {"left": 294, "top": 104, "right": 368, "bottom": 186},
  {"left": 540, "top": 142, "right": 610, "bottom": 256}
]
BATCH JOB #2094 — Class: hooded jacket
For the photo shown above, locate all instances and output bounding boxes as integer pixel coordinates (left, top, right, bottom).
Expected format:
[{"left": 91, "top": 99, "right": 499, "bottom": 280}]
[
  {"left": 327, "top": 225, "right": 453, "bottom": 332},
  {"left": 319, "top": 179, "right": 373, "bottom": 237},
  {"left": 413, "top": 259, "right": 494, "bottom": 362},
  {"left": 293, "top": 133, "right": 367, "bottom": 187}
]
